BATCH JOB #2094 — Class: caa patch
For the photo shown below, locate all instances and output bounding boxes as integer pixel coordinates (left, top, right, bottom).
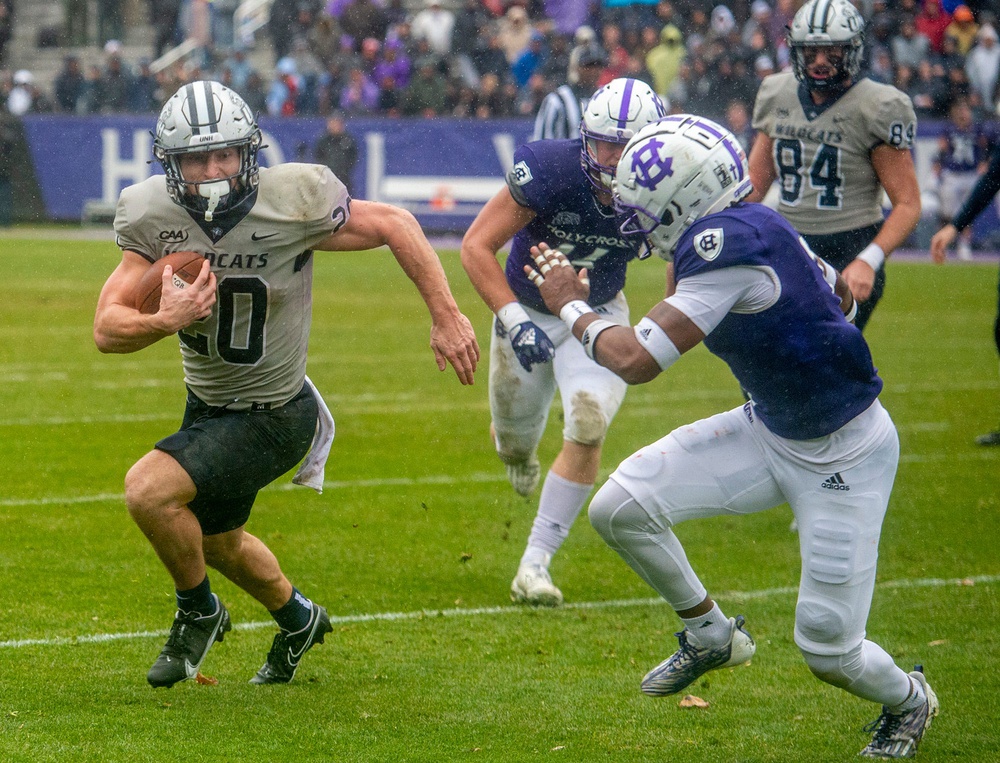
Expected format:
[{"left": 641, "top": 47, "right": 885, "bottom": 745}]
[
  {"left": 512, "top": 160, "right": 533, "bottom": 186},
  {"left": 693, "top": 228, "right": 724, "bottom": 261}
]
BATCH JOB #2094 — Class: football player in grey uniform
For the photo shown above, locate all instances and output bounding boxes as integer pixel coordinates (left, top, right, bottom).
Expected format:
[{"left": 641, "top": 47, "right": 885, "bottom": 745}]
[
  {"left": 746, "top": 0, "right": 921, "bottom": 331},
  {"left": 94, "top": 81, "right": 479, "bottom": 688}
]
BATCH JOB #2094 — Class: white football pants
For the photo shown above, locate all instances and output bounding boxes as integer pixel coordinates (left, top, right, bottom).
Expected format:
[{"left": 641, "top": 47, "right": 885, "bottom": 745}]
[
  {"left": 589, "top": 400, "right": 915, "bottom": 704},
  {"left": 489, "top": 292, "right": 629, "bottom": 461}
]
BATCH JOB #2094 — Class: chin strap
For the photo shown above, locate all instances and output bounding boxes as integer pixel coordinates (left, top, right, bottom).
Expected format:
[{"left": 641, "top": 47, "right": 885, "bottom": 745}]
[{"left": 199, "top": 180, "right": 230, "bottom": 222}]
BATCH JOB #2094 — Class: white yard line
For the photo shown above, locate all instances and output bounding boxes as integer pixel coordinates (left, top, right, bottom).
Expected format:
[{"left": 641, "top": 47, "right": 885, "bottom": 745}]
[{"left": 2, "top": 574, "right": 996, "bottom": 650}]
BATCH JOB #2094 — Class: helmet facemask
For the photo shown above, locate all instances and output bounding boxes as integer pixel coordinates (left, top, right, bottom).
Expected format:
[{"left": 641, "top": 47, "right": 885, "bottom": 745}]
[
  {"left": 153, "top": 81, "right": 263, "bottom": 221},
  {"left": 614, "top": 115, "right": 753, "bottom": 261},
  {"left": 788, "top": 0, "right": 865, "bottom": 94}
]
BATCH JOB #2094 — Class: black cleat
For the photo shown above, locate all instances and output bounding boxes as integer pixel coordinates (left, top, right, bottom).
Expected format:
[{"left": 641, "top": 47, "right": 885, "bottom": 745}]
[
  {"left": 147, "top": 594, "right": 231, "bottom": 688},
  {"left": 250, "top": 603, "right": 333, "bottom": 685}
]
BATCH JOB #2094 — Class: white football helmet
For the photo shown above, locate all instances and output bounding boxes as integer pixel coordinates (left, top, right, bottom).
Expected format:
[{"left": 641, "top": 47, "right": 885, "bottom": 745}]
[
  {"left": 614, "top": 115, "right": 753, "bottom": 260},
  {"left": 580, "top": 78, "right": 667, "bottom": 191},
  {"left": 788, "top": 0, "right": 865, "bottom": 93},
  {"left": 154, "top": 80, "right": 262, "bottom": 221}
]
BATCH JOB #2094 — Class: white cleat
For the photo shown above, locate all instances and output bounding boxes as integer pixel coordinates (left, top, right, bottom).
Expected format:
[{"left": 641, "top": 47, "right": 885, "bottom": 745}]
[
  {"left": 510, "top": 562, "right": 563, "bottom": 607},
  {"left": 641, "top": 615, "right": 755, "bottom": 696},
  {"left": 505, "top": 456, "right": 541, "bottom": 497}
]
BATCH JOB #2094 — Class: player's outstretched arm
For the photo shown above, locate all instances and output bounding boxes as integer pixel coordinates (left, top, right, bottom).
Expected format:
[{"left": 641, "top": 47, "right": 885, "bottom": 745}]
[
  {"left": 745, "top": 133, "right": 777, "bottom": 204},
  {"left": 94, "top": 251, "right": 216, "bottom": 354},
  {"left": 930, "top": 224, "right": 958, "bottom": 264},
  {"left": 317, "top": 200, "right": 480, "bottom": 385},
  {"left": 844, "top": 145, "right": 921, "bottom": 301}
]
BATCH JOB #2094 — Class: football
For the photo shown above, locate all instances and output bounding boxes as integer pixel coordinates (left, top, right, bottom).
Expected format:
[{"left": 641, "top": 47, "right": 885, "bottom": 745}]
[{"left": 133, "top": 251, "right": 208, "bottom": 314}]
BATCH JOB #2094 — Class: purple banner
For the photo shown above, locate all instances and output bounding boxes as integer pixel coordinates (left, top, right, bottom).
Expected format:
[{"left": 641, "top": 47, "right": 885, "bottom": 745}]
[{"left": 19, "top": 115, "right": 535, "bottom": 231}]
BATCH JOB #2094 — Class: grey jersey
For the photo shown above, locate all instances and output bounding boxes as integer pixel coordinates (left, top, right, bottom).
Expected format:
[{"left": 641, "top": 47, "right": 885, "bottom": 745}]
[
  {"left": 115, "top": 163, "right": 350, "bottom": 406},
  {"left": 752, "top": 73, "right": 917, "bottom": 235}
]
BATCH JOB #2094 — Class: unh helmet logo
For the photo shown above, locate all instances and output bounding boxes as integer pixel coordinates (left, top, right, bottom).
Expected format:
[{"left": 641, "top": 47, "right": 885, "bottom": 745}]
[{"left": 631, "top": 138, "right": 674, "bottom": 190}]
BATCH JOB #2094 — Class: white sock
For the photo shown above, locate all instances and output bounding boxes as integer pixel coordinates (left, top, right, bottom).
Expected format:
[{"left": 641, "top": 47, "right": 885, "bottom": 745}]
[
  {"left": 680, "top": 603, "right": 731, "bottom": 647},
  {"left": 523, "top": 471, "right": 593, "bottom": 558},
  {"left": 519, "top": 545, "right": 551, "bottom": 569},
  {"left": 890, "top": 675, "right": 926, "bottom": 713}
]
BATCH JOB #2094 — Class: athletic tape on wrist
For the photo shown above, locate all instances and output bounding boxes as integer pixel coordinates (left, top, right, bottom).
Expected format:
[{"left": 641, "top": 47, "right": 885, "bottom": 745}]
[
  {"left": 855, "top": 243, "right": 885, "bottom": 271},
  {"left": 497, "top": 302, "right": 531, "bottom": 333},
  {"left": 844, "top": 298, "right": 858, "bottom": 324},
  {"left": 559, "top": 300, "right": 595, "bottom": 331}
]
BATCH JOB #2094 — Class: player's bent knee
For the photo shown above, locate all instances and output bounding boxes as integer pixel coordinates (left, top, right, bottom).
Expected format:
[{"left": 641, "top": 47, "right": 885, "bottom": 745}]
[
  {"left": 795, "top": 598, "right": 851, "bottom": 651},
  {"left": 566, "top": 390, "right": 610, "bottom": 446},
  {"left": 589, "top": 480, "right": 656, "bottom": 544}
]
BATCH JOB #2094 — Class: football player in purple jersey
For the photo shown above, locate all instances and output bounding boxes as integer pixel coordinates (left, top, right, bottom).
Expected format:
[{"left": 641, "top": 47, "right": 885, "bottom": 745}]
[
  {"left": 527, "top": 114, "right": 938, "bottom": 759},
  {"left": 461, "top": 78, "right": 665, "bottom": 606}
]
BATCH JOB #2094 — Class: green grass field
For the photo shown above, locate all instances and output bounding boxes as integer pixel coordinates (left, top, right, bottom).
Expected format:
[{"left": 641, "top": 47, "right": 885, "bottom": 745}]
[{"left": 0, "top": 236, "right": 998, "bottom": 762}]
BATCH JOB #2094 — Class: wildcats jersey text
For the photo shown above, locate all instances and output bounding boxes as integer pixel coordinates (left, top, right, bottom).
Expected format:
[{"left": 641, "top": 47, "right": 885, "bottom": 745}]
[
  {"left": 752, "top": 72, "right": 917, "bottom": 235},
  {"left": 114, "top": 163, "right": 350, "bottom": 407}
]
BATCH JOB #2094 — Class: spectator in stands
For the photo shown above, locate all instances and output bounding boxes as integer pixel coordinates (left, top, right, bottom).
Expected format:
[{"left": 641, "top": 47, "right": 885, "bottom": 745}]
[
  {"left": 539, "top": 33, "right": 571, "bottom": 86},
  {"left": 130, "top": 59, "right": 158, "bottom": 113},
  {"left": 742, "top": 0, "right": 772, "bottom": 47},
  {"left": 517, "top": 70, "right": 550, "bottom": 116},
  {"left": 340, "top": 0, "right": 389, "bottom": 49},
  {"left": 373, "top": 38, "right": 410, "bottom": 90},
  {"left": 221, "top": 48, "right": 254, "bottom": 91},
  {"left": 150, "top": 0, "right": 182, "bottom": 58},
  {"left": 497, "top": 5, "right": 534, "bottom": 64},
  {"left": 8, "top": 70, "right": 51, "bottom": 116},
  {"left": 753, "top": 53, "right": 775, "bottom": 83},
  {"left": 54, "top": 55, "right": 86, "bottom": 113},
  {"left": 267, "top": 57, "right": 301, "bottom": 115},
  {"left": 598, "top": 22, "right": 630, "bottom": 86},
  {"left": 915, "top": 0, "right": 952, "bottom": 54},
  {"left": 339, "top": 64, "right": 379, "bottom": 113},
  {"left": 869, "top": 46, "right": 895, "bottom": 85},
  {"left": 377, "top": 73, "right": 402, "bottom": 115},
  {"left": 512, "top": 31, "right": 548, "bottom": 88},
  {"left": 966, "top": 24, "right": 1000, "bottom": 110},
  {"left": 96, "top": 44, "right": 134, "bottom": 113},
  {"left": 945, "top": 4, "right": 979, "bottom": 55},
  {"left": 471, "top": 29, "right": 512, "bottom": 83},
  {"left": 452, "top": 0, "right": 489, "bottom": 86},
  {"left": 401, "top": 55, "right": 448, "bottom": 116},
  {"left": 314, "top": 112, "right": 359, "bottom": 194},
  {"left": 473, "top": 72, "right": 505, "bottom": 117},
  {"left": 907, "top": 57, "right": 946, "bottom": 118},
  {"left": 308, "top": 13, "right": 342, "bottom": 67},
  {"left": 410, "top": 0, "right": 455, "bottom": 57},
  {"left": 724, "top": 98, "right": 754, "bottom": 153},
  {"left": 242, "top": 70, "right": 269, "bottom": 114},
  {"left": 892, "top": 16, "right": 932, "bottom": 70},
  {"left": 567, "top": 25, "right": 597, "bottom": 85}
]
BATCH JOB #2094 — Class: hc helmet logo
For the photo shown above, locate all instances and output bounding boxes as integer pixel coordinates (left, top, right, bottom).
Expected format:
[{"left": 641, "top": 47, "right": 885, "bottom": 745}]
[{"left": 631, "top": 138, "right": 673, "bottom": 190}]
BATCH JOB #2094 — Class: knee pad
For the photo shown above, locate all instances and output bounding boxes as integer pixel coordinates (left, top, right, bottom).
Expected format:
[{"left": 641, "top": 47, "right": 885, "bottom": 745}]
[{"left": 795, "top": 598, "right": 848, "bottom": 649}]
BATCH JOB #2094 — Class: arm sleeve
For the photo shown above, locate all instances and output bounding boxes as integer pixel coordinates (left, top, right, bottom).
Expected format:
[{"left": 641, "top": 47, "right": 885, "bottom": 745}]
[
  {"left": 953, "top": 146, "right": 1000, "bottom": 231},
  {"left": 665, "top": 266, "right": 778, "bottom": 335}
]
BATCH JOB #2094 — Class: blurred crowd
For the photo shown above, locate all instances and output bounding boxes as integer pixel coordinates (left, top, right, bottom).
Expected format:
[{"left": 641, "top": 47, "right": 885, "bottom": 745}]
[{"left": 2, "top": 0, "right": 1000, "bottom": 126}]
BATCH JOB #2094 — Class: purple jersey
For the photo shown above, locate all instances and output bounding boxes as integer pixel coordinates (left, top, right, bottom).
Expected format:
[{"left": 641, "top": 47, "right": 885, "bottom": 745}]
[
  {"left": 938, "top": 123, "right": 989, "bottom": 173},
  {"left": 505, "top": 139, "right": 640, "bottom": 313},
  {"left": 673, "top": 203, "right": 882, "bottom": 440}
]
